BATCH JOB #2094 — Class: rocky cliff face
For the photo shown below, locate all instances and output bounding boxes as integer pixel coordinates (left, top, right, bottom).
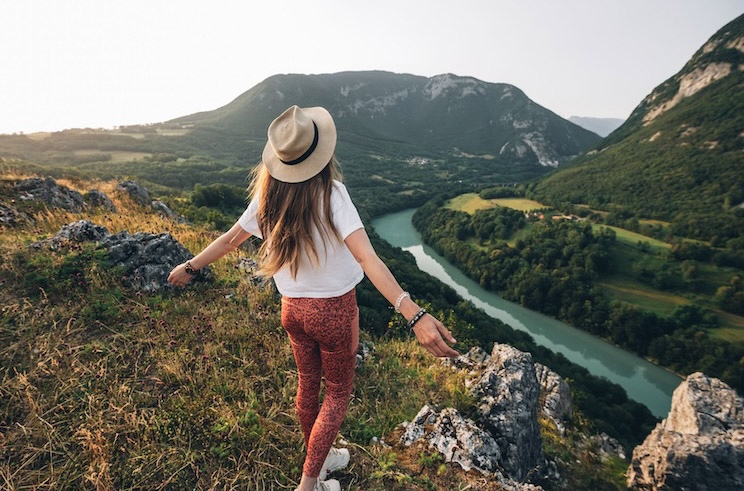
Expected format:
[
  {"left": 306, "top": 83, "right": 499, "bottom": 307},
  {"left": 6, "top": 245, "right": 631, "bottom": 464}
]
[
  {"left": 400, "top": 344, "right": 575, "bottom": 490},
  {"left": 627, "top": 372, "right": 744, "bottom": 490}
]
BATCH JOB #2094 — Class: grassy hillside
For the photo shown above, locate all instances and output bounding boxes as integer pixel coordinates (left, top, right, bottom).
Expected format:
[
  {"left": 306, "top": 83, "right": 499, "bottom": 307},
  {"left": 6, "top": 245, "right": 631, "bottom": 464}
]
[{"left": 0, "top": 170, "right": 630, "bottom": 490}]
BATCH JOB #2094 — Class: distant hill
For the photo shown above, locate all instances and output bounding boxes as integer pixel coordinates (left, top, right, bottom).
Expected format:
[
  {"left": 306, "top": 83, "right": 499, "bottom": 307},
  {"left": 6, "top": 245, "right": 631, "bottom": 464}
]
[
  {"left": 568, "top": 116, "right": 624, "bottom": 137},
  {"left": 173, "top": 71, "right": 600, "bottom": 168},
  {"left": 533, "top": 14, "right": 744, "bottom": 241},
  {"left": 0, "top": 71, "right": 601, "bottom": 200}
]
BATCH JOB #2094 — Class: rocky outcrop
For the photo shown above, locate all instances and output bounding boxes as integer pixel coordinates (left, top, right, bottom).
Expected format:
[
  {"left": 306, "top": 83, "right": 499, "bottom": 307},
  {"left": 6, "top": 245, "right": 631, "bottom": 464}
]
[
  {"left": 627, "top": 372, "right": 744, "bottom": 490},
  {"left": 116, "top": 180, "right": 186, "bottom": 223},
  {"left": 0, "top": 202, "right": 32, "bottom": 227},
  {"left": 116, "top": 180, "right": 152, "bottom": 207},
  {"left": 402, "top": 344, "right": 547, "bottom": 487},
  {"left": 401, "top": 404, "right": 502, "bottom": 474},
  {"left": 474, "top": 344, "right": 544, "bottom": 481},
  {"left": 32, "top": 219, "right": 109, "bottom": 250},
  {"left": 101, "top": 230, "right": 211, "bottom": 292},
  {"left": 85, "top": 189, "right": 116, "bottom": 212},
  {"left": 535, "top": 362, "right": 572, "bottom": 432},
  {"left": 31, "top": 219, "right": 210, "bottom": 292},
  {"left": 152, "top": 199, "right": 187, "bottom": 223},
  {"left": 15, "top": 177, "right": 86, "bottom": 212}
]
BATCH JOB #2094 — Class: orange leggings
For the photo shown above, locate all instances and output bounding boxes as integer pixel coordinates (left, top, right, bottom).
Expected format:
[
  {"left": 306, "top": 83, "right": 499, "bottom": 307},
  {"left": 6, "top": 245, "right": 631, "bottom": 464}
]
[{"left": 281, "top": 289, "right": 359, "bottom": 478}]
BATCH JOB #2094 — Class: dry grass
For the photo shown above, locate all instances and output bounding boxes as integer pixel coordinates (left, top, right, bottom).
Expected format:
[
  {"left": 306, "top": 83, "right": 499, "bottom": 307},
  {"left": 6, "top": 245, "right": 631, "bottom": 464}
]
[{"left": 446, "top": 193, "right": 546, "bottom": 214}]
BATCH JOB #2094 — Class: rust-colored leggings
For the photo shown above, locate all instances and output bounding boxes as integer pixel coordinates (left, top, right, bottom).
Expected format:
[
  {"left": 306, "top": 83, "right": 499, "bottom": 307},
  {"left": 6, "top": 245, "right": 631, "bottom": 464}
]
[{"left": 281, "top": 289, "right": 359, "bottom": 478}]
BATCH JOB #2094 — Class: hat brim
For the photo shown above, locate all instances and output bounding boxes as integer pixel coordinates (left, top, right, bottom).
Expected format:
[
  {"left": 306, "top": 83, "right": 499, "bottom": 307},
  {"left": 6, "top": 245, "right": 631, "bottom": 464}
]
[{"left": 262, "top": 106, "right": 337, "bottom": 183}]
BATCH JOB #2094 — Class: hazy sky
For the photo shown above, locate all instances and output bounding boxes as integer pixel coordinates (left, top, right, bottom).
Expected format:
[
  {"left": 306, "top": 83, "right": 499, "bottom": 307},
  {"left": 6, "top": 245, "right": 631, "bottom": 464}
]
[{"left": 1, "top": 0, "right": 742, "bottom": 134}]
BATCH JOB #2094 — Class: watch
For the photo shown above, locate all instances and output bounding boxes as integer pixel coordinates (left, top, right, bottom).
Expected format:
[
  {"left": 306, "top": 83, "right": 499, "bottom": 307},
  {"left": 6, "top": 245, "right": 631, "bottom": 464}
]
[{"left": 184, "top": 260, "right": 198, "bottom": 275}]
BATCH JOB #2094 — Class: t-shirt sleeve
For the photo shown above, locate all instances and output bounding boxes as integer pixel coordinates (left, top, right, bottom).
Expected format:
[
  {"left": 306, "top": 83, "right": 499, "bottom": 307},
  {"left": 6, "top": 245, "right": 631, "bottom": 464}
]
[
  {"left": 332, "top": 182, "right": 364, "bottom": 239},
  {"left": 238, "top": 194, "right": 262, "bottom": 239}
]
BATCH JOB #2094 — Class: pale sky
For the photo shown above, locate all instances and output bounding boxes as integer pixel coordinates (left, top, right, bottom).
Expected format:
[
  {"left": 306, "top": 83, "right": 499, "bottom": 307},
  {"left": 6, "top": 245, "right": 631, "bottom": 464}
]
[{"left": 1, "top": 0, "right": 742, "bottom": 134}]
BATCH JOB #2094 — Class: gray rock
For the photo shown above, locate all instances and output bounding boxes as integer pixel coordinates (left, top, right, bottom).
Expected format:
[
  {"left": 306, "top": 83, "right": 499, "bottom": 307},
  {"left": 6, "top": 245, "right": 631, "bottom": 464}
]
[
  {"left": 590, "top": 432, "right": 626, "bottom": 460},
  {"left": 474, "top": 344, "right": 544, "bottom": 482},
  {"left": 32, "top": 220, "right": 110, "bottom": 250},
  {"left": 101, "top": 230, "right": 211, "bottom": 292},
  {"left": 236, "top": 257, "right": 271, "bottom": 289},
  {"left": 15, "top": 177, "right": 86, "bottom": 212},
  {"left": 356, "top": 340, "right": 373, "bottom": 367},
  {"left": 116, "top": 180, "right": 152, "bottom": 207},
  {"left": 534, "top": 363, "right": 572, "bottom": 432},
  {"left": 151, "top": 199, "right": 187, "bottom": 223},
  {"left": 403, "top": 343, "right": 547, "bottom": 485},
  {"left": 85, "top": 189, "right": 116, "bottom": 212},
  {"left": 400, "top": 405, "right": 543, "bottom": 490},
  {"left": 627, "top": 372, "right": 744, "bottom": 490},
  {"left": 0, "top": 201, "right": 32, "bottom": 227}
]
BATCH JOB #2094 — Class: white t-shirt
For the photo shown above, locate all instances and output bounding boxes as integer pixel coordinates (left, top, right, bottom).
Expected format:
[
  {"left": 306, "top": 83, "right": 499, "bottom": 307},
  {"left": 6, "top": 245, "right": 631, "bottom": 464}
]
[{"left": 238, "top": 180, "right": 365, "bottom": 298}]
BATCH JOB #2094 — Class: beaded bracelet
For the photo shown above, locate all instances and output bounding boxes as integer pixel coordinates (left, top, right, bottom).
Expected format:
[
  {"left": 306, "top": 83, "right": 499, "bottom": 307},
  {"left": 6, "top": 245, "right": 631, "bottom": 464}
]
[
  {"left": 407, "top": 308, "right": 427, "bottom": 331},
  {"left": 394, "top": 291, "right": 410, "bottom": 312}
]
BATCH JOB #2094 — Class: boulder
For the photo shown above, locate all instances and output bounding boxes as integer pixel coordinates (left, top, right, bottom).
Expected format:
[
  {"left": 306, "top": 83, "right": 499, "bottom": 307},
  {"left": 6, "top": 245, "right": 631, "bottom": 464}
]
[
  {"left": 401, "top": 404, "right": 502, "bottom": 474},
  {"left": 627, "top": 372, "right": 744, "bottom": 490},
  {"left": 32, "top": 220, "right": 109, "bottom": 250},
  {"left": 85, "top": 189, "right": 116, "bottom": 212},
  {"left": 151, "top": 199, "right": 188, "bottom": 223},
  {"left": 116, "top": 180, "right": 152, "bottom": 207},
  {"left": 100, "top": 230, "right": 211, "bottom": 292},
  {"left": 15, "top": 177, "right": 86, "bottom": 212}
]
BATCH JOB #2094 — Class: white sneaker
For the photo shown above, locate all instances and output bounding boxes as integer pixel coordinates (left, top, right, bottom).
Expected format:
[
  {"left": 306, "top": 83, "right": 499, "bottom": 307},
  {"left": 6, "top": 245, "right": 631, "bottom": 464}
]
[
  {"left": 314, "top": 479, "right": 340, "bottom": 491},
  {"left": 319, "top": 447, "right": 350, "bottom": 480}
]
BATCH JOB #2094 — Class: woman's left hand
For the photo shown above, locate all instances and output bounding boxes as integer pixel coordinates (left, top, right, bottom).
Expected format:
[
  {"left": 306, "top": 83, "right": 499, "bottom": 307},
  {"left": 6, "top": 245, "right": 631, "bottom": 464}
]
[{"left": 167, "top": 263, "right": 194, "bottom": 287}]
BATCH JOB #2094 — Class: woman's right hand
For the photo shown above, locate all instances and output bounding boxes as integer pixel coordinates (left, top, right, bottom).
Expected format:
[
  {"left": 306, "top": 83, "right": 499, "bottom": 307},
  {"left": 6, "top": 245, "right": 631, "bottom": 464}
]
[{"left": 167, "top": 263, "right": 194, "bottom": 287}]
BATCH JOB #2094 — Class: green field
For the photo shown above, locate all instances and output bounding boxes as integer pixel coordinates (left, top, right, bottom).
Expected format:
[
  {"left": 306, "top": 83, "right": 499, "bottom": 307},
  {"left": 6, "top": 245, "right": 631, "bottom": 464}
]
[
  {"left": 73, "top": 150, "right": 151, "bottom": 162},
  {"left": 597, "top": 276, "right": 689, "bottom": 316},
  {"left": 594, "top": 224, "right": 670, "bottom": 252}
]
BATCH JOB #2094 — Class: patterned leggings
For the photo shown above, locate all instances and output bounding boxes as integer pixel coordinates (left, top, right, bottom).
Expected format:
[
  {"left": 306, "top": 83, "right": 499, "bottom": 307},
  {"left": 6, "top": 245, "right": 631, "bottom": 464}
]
[{"left": 281, "top": 289, "right": 359, "bottom": 478}]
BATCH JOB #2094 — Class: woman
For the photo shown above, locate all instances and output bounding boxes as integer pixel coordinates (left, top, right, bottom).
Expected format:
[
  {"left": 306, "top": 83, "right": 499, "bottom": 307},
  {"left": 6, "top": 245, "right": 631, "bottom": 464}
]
[{"left": 168, "top": 105, "right": 459, "bottom": 491}]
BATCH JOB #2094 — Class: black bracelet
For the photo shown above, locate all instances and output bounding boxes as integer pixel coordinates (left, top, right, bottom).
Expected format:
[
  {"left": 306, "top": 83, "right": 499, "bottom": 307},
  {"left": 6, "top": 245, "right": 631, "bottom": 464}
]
[{"left": 407, "top": 308, "right": 427, "bottom": 331}]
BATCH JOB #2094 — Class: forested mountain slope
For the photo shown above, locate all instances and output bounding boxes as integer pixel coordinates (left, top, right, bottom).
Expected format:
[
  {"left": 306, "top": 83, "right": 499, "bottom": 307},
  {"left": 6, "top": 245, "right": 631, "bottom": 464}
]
[{"left": 533, "top": 14, "right": 744, "bottom": 242}]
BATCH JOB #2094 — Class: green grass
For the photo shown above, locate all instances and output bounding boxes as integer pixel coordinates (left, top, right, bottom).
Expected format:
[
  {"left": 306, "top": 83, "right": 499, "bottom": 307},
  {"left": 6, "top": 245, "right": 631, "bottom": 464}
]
[
  {"left": 594, "top": 224, "right": 670, "bottom": 252},
  {"left": 597, "top": 275, "right": 690, "bottom": 316},
  {"left": 709, "top": 311, "right": 744, "bottom": 342}
]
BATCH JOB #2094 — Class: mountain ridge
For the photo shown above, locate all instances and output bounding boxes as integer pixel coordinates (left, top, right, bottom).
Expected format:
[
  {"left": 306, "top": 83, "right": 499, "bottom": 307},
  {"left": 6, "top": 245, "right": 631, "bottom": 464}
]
[{"left": 171, "top": 70, "right": 600, "bottom": 168}]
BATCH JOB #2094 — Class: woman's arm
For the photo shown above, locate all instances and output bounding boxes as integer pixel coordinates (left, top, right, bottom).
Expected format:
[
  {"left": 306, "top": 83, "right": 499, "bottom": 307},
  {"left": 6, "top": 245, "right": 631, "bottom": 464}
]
[
  {"left": 168, "top": 221, "right": 253, "bottom": 287},
  {"left": 344, "top": 228, "right": 459, "bottom": 358}
]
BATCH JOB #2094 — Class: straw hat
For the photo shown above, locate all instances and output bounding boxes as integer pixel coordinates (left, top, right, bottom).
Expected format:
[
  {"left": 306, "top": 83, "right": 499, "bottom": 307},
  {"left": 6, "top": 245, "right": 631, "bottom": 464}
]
[{"left": 262, "top": 105, "right": 337, "bottom": 183}]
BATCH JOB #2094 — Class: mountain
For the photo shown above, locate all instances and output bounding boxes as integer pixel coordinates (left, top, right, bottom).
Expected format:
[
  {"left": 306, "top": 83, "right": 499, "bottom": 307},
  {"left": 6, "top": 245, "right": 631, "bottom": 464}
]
[
  {"left": 533, "top": 14, "right": 744, "bottom": 240},
  {"left": 568, "top": 116, "right": 625, "bottom": 137},
  {"left": 173, "top": 71, "right": 600, "bottom": 168}
]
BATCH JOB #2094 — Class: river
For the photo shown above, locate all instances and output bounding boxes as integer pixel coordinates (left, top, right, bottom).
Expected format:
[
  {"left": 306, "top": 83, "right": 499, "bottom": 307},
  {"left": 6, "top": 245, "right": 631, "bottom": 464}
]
[{"left": 372, "top": 208, "right": 682, "bottom": 417}]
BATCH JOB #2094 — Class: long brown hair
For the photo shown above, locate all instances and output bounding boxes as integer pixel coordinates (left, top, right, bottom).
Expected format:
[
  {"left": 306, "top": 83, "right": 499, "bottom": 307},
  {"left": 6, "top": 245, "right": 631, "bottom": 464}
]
[{"left": 249, "top": 157, "right": 343, "bottom": 279}]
